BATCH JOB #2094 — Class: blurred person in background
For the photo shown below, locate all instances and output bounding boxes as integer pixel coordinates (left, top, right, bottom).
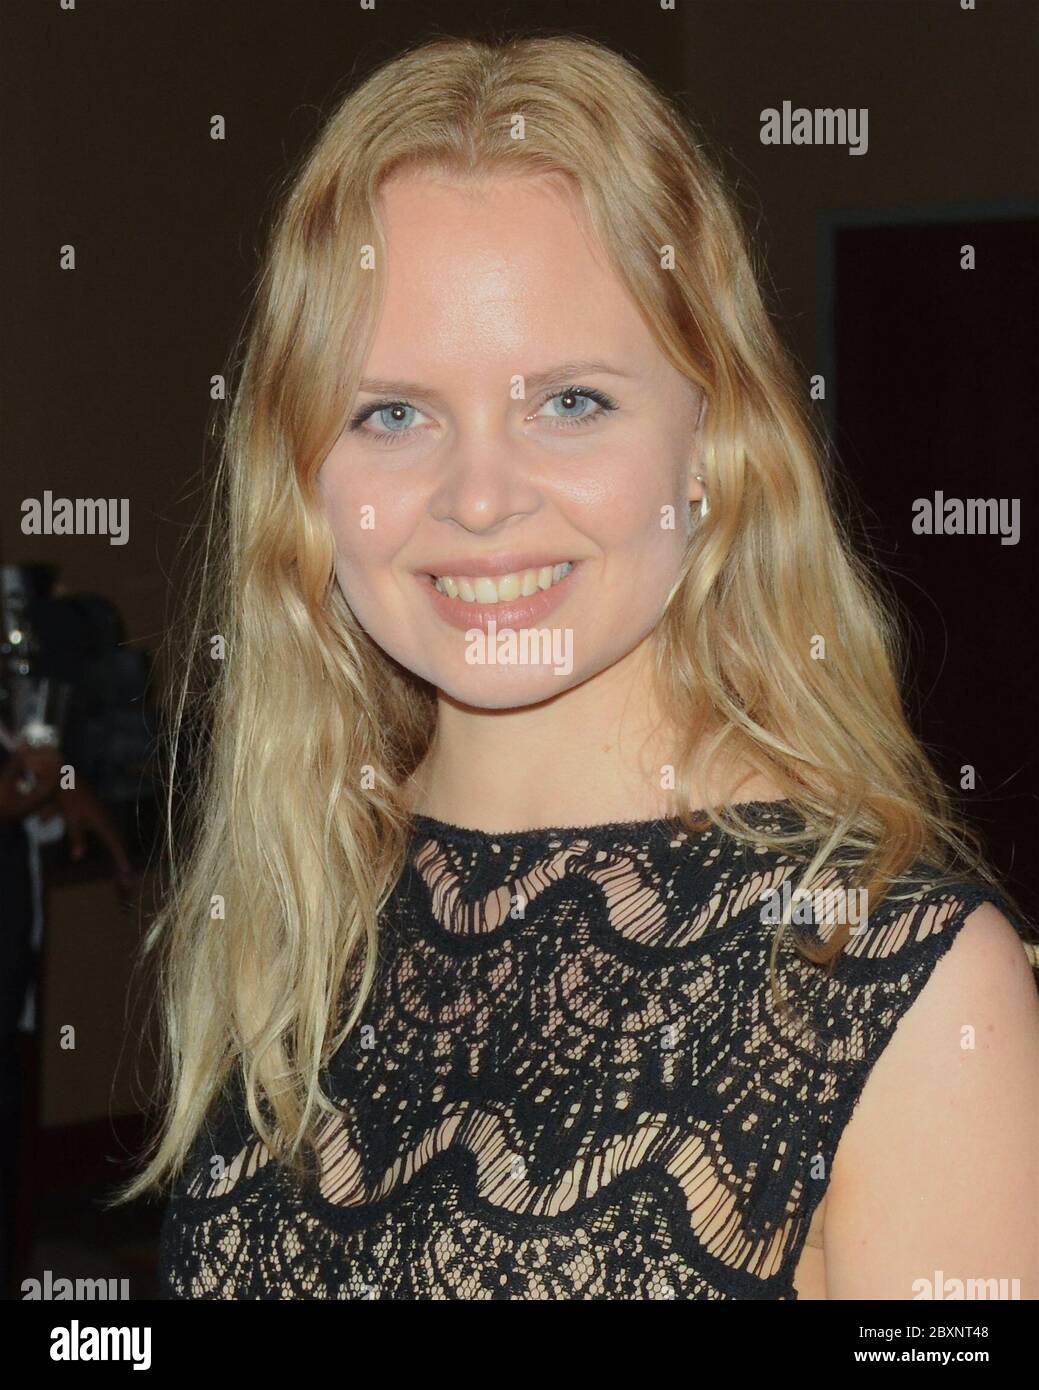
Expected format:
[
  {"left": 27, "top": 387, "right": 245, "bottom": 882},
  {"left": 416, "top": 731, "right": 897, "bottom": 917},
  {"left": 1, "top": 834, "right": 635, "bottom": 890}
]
[{"left": 0, "top": 563, "right": 139, "bottom": 1294}]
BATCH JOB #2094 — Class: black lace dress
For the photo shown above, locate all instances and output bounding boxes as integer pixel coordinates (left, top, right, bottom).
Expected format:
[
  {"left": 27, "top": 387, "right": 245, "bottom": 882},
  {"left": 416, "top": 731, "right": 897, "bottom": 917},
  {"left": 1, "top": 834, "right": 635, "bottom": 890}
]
[{"left": 158, "top": 800, "right": 1008, "bottom": 1300}]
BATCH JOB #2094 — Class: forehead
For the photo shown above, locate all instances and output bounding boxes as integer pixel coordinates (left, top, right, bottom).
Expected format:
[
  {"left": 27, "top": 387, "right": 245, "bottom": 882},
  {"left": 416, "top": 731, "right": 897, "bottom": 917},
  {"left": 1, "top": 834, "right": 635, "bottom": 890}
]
[{"left": 367, "top": 168, "right": 658, "bottom": 374}]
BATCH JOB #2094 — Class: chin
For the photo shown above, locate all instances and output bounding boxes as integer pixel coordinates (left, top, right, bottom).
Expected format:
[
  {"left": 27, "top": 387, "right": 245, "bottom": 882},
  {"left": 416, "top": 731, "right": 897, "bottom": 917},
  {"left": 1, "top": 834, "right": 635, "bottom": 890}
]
[{"left": 431, "top": 659, "right": 584, "bottom": 711}]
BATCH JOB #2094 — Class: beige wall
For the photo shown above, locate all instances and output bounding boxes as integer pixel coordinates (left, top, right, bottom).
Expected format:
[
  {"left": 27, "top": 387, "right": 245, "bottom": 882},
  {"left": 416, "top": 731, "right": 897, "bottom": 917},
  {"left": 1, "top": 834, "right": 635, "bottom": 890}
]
[
  {"left": 678, "top": 1, "right": 1036, "bottom": 375},
  {"left": 38, "top": 870, "right": 160, "bottom": 1127}
]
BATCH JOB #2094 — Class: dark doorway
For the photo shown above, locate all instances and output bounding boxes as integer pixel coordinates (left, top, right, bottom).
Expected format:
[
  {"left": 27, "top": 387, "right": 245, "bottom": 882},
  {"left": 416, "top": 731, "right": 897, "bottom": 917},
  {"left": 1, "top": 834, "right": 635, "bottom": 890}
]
[{"left": 827, "top": 209, "right": 1038, "bottom": 923}]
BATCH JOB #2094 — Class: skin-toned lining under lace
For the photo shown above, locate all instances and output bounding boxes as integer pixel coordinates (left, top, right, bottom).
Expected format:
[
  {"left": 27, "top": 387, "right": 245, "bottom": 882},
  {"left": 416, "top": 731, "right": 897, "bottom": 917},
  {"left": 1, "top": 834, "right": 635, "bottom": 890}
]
[
  {"left": 406, "top": 796, "right": 795, "bottom": 843},
  {"left": 159, "top": 802, "right": 1004, "bottom": 1299}
]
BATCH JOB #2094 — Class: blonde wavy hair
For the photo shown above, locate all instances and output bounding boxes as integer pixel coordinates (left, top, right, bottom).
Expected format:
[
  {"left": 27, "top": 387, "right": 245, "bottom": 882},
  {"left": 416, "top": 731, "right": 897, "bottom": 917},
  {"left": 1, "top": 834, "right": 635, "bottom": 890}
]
[{"left": 119, "top": 33, "right": 1005, "bottom": 1203}]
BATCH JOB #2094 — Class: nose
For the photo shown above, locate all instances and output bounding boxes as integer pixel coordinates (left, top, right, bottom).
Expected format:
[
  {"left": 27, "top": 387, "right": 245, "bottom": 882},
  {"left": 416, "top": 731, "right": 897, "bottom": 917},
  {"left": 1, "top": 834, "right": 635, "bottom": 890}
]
[{"left": 427, "top": 420, "right": 543, "bottom": 534}]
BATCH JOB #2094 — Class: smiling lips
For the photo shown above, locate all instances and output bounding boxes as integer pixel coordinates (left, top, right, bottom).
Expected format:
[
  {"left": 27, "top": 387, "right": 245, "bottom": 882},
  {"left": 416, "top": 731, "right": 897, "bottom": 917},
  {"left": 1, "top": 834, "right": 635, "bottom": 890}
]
[
  {"left": 418, "top": 558, "right": 582, "bottom": 632},
  {"left": 433, "top": 561, "right": 574, "bottom": 603}
]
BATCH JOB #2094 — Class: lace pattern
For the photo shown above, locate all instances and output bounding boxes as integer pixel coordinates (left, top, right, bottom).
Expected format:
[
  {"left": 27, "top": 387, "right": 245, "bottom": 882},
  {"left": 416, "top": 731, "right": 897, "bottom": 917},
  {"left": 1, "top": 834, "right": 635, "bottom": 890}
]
[{"left": 158, "top": 801, "right": 998, "bottom": 1299}]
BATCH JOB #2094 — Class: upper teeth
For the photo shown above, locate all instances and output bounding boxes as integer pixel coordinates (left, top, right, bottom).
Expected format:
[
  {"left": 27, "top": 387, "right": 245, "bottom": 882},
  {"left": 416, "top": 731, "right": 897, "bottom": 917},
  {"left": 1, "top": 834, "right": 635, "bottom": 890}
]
[{"left": 433, "top": 561, "right": 574, "bottom": 602}]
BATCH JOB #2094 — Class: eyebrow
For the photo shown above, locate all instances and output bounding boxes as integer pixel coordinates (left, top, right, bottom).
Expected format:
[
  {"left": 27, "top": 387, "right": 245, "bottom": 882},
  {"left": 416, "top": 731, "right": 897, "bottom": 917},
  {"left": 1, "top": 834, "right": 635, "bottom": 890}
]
[{"left": 356, "top": 360, "right": 633, "bottom": 401}]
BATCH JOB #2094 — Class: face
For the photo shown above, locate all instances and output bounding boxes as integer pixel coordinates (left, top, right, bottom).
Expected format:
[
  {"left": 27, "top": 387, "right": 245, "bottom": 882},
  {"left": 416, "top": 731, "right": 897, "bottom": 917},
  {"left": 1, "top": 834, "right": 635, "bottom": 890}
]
[{"left": 316, "top": 168, "right": 705, "bottom": 709}]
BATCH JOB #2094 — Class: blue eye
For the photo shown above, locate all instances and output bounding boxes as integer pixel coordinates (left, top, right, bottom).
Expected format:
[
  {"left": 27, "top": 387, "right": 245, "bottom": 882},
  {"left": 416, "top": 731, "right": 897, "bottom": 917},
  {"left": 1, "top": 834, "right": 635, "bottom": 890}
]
[
  {"left": 347, "top": 384, "right": 618, "bottom": 448},
  {"left": 349, "top": 401, "right": 428, "bottom": 441},
  {"left": 535, "top": 387, "right": 618, "bottom": 427}
]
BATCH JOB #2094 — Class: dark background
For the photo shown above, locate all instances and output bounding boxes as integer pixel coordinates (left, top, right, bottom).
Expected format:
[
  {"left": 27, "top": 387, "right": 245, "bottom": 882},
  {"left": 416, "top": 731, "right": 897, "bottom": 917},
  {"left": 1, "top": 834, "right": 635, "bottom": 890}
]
[
  {"left": 833, "top": 214, "right": 1037, "bottom": 908},
  {"left": 0, "top": 0, "right": 1035, "bottom": 1298}
]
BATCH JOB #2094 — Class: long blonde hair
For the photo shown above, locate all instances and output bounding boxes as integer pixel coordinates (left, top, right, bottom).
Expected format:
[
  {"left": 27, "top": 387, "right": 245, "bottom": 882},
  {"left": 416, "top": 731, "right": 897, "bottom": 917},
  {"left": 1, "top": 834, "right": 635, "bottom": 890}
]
[{"left": 119, "top": 33, "right": 1005, "bottom": 1202}]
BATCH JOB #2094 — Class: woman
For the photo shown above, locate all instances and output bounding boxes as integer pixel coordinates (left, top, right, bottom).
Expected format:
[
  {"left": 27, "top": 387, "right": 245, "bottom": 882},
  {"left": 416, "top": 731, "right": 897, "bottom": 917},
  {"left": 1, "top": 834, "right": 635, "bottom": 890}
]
[{"left": 123, "top": 35, "right": 1037, "bottom": 1300}]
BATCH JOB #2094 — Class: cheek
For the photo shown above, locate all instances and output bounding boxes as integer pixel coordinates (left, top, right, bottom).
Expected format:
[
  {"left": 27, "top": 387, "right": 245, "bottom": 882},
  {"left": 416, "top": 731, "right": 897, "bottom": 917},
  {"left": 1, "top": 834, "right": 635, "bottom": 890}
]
[
  {"left": 571, "top": 446, "right": 689, "bottom": 573},
  {"left": 550, "top": 450, "right": 690, "bottom": 664},
  {"left": 317, "top": 457, "right": 412, "bottom": 590}
]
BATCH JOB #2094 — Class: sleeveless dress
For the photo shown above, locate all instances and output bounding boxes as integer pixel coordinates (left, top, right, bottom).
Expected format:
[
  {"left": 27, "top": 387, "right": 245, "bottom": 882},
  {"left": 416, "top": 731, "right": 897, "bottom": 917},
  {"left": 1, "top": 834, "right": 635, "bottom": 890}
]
[{"left": 157, "top": 800, "right": 1012, "bottom": 1300}]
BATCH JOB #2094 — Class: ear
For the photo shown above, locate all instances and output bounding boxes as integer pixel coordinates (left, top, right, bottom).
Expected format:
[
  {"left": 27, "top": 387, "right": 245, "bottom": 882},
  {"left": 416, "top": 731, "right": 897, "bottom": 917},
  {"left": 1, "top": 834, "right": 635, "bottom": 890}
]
[
  {"left": 686, "top": 388, "right": 709, "bottom": 508},
  {"left": 687, "top": 469, "right": 706, "bottom": 510}
]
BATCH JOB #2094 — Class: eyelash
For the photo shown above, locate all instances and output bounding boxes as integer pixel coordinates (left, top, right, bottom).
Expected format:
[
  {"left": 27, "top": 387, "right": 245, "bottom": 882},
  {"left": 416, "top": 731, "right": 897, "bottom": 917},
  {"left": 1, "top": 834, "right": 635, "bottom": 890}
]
[{"left": 347, "top": 386, "right": 619, "bottom": 446}]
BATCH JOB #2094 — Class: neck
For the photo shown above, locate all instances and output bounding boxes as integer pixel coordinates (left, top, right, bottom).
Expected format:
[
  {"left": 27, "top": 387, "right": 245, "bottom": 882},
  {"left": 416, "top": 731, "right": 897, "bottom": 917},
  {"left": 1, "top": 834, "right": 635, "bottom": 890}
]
[{"left": 405, "top": 639, "right": 685, "bottom": 833}]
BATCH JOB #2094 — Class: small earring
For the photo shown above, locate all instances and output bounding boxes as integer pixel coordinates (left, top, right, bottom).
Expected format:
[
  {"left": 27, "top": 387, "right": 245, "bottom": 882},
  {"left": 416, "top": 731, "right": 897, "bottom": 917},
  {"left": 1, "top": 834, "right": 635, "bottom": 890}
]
[{"left": 695, "top": 474, "right": 710, "bottom": 519}]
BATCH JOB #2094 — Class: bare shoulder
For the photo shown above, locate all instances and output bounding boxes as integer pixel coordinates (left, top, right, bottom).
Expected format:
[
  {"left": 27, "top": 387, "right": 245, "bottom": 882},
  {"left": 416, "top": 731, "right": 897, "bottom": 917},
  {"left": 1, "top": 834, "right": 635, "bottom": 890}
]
[{"left": 822, "top": 901, "right": 1039, "bottom": 1299}]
